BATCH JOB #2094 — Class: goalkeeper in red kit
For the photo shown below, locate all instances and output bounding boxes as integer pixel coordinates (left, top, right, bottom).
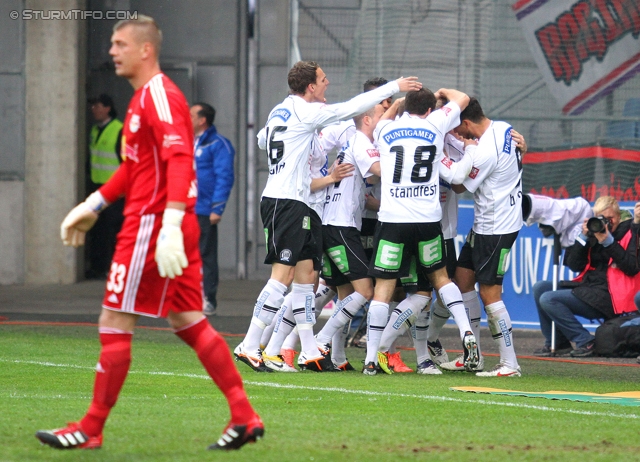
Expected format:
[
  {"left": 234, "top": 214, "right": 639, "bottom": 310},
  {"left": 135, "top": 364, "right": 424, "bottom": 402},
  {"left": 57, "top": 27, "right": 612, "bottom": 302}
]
[{"left": 35, "top": 15, "right": 263, "bottom": 451}]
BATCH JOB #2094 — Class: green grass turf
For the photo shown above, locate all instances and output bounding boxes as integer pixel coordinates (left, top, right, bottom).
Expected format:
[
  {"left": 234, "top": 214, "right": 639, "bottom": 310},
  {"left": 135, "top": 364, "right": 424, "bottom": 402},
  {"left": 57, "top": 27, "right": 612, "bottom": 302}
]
[{"left": 1, "top": 324, "right": 639, "bottom": 461}]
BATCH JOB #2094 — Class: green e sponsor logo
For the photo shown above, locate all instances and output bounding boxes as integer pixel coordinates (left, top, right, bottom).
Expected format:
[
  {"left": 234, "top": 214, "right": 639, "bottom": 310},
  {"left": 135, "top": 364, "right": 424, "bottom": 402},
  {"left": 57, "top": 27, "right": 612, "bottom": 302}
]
[
  {"left": 375, "top": 239, "right": 403, "bottom": 270},
  {"left": 498, "top": 248, "right": 511, "bottom": 276},
  {"left": 263, "top": 228, "right": 269, "bottom": 253},
  {"left": 321, "top": 253, "right": 332, "bottom": 277},
  {"left": 419, "top": 237, "right": 442, "bottom": 266},
  {"left": 302, "top": 216, "right": 310, "bottom": 230},
  {"left": 327, "top": 245, "right": 349, "bottom": 273},
  {"left": 400, "top": 256, "right": 418, "bottom": 284}
]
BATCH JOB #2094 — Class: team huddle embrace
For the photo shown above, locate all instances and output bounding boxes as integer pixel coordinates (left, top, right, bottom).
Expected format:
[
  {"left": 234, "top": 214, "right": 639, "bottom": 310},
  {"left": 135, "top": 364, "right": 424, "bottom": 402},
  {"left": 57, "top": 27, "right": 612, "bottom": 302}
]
[{"left": 234, "top": 60, "right": 527, "bottom": 379}]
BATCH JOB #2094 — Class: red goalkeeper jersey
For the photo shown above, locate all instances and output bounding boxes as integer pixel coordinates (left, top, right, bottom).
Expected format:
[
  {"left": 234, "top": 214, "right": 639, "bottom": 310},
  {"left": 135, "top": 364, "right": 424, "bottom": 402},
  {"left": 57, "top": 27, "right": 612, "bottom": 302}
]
[{"left": 115, "top": 73, "right": 196, "bottom": 216}]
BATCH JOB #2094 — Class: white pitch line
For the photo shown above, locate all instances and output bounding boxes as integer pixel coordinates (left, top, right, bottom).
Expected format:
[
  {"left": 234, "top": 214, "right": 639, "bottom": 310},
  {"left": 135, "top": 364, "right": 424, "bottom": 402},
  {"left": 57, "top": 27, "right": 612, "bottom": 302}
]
[{"left": 3, "top": 358, "right": 639, "bottom": 420}]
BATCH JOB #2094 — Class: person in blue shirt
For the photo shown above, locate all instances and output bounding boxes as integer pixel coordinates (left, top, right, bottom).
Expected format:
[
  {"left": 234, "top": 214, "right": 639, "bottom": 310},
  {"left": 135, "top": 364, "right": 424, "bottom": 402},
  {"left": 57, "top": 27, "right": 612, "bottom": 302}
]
[{"left": 190, "top": 103, "right": 235, "bottom": 316}]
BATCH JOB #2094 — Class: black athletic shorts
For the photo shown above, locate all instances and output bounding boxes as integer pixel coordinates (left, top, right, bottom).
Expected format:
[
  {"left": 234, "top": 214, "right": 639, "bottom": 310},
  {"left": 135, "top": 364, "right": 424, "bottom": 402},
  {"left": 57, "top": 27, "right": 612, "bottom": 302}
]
[
  {"left": 310, "top": 210, "right": 323, "bottom": 271},
  {"left": 398, "top": 256, "right": 434, "bottom": 293},
  {"left": 360, "top": 217, "right": 377, "bottom": 260},
  {"left": 444, "top": 238, "right": 457, "bottom": 280},
  {"left": 261, "top": 197, "right": 317, "bottom": 266},
  {"left": 368, "top": 221, "right": 446, "bottom": 280},
  {"left": 457, "top": 229, "right": 519, "bottom": 286},
  {"left": 321, "top": 225, "right": 370, "bottom": 287}
]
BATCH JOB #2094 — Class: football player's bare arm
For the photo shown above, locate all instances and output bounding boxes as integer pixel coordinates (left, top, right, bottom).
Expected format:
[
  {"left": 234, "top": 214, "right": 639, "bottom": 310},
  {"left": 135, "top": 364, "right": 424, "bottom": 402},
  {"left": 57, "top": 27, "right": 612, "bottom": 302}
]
[
  {"left": 434, "top": 88, "right": 470, "bottom": 112},
  {"left": 380, "top": 97, "right": 404, "bottom": 121},
  {"left": 367, "top": 161, "right": 381, "bottom": 178},
  {"left": 310, "top": 161, "right": 355, "bottom": 192},
  {"left": 452, "top": 184, "right": 467, "bottom": 194},
  {"left": 364, "top": 194, "right": 380, "bottom": 212}
]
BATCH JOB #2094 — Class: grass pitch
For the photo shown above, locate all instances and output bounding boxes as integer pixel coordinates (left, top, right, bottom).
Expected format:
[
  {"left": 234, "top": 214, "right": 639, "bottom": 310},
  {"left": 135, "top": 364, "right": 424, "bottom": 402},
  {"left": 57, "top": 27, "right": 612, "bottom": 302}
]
[{"left": 1, "top": 324, "right": 639, "bottom": 461}]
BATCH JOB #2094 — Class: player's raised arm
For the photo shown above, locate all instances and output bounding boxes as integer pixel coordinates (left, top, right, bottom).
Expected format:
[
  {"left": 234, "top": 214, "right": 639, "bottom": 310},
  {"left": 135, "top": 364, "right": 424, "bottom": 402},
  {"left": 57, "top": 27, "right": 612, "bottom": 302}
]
[
  {"left": 310, "top": 160, "right": 355, "bottom": 192},
  {"left": 315, "top": 77, "right": 421, "bottom": 129},
  {"left": 380, "top": 97, "right": 405, "bottom": 121},
  {"left": 434, "top": 88, "right": 470, "bottom": 112},
  {"left": 395, "top": 76, "right": 422, "bottom": 93}
]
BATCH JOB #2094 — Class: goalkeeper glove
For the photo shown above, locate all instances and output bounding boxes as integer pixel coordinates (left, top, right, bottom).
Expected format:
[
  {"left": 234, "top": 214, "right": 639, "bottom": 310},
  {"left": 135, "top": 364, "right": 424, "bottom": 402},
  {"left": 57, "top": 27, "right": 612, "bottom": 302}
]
[
  {"left": 155, "top": 208, "right": 188, "bottom": 279},
  {"left": 60, "top": 191, "right": 108, "bottom": 247}
]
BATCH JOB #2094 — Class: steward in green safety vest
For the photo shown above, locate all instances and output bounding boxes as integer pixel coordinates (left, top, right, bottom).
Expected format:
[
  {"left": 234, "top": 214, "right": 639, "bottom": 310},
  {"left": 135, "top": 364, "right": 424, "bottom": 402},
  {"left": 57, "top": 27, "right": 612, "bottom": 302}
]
[{"left": 89, "top": 118, "right": 123, "bottom": 185}]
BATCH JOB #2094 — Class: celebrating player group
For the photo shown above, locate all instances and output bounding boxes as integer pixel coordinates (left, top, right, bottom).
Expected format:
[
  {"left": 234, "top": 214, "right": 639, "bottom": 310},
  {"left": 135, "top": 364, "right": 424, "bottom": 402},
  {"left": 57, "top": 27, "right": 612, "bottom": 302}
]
[
  {"left": 235, "top": 59, "right": 528, "bottom": 378},
  {"left": 35, "top": 15, "right": 528, "bottom": 450}
]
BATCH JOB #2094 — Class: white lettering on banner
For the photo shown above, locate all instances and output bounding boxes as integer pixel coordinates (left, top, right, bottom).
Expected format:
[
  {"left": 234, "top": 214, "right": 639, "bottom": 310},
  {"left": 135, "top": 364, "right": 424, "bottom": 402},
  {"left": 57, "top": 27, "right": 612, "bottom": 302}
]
[{"left": 513, "top": 0, "right": 640, "bottom": 115}]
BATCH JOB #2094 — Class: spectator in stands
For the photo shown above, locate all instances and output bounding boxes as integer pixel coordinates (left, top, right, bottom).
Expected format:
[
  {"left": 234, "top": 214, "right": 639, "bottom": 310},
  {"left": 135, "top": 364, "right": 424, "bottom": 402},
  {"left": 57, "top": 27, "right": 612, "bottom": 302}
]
[
  {"left": 533, "top": 197, "right": 640, "bottom": 357},
  {"left": 190, "top": 103, "right": 235, "bottom": 316}
]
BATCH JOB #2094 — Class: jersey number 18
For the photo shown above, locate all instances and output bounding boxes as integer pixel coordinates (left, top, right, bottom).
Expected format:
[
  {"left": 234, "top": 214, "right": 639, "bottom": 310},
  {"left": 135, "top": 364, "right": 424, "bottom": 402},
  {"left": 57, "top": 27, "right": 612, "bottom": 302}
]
[{"left": 391, "top": 145, "right": 436, "bottom": 183}]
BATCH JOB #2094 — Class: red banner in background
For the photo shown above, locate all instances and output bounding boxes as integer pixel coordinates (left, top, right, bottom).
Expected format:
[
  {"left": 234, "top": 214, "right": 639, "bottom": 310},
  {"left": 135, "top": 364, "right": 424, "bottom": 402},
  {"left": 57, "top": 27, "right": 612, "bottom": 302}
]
[
  {"left": 513, "top": 0, "right": 640, "bottom": 115},
  {"left": 523, "top": 146, "right": 640, "bottom": 201}
]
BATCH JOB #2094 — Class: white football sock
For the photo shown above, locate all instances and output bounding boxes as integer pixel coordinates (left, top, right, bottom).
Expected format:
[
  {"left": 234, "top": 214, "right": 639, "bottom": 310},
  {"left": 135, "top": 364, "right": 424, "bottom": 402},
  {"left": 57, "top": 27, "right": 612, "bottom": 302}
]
[
  {"left": 463, "top": 290, "right": 482, "bottom": 355},
  {"left": 244, "top": 278, "right": 287, "bottom": 352},
  {"left": 315, "top": 283, "right": 336, "bottom": 311},
  {"left": 387, "top": 302, "right": 399, "bottom": 353},
  {"left": 379, "top": 294, "right": 430, "bottom": 352},
  {"left": 426, "top": 296, "right": 450, "bottom": 343},
  {"left": 485, "top": 301, "right": 518, "bottom": 369},
  {"left": 316, "top": 291, "right": 368, "bottom": 344},
  {"left": 291, "top": 283, "right": 319, "bottom": 357},
  {"left": 438, "top": 282, "right": 472, "bottom": 339},
  {"left": 281, "top": 327, "right": 299, "bottom": 351},
  {"left": 365, "top": 301, "right": 389, "bottom": 364},
  {"left": 331, "top": 322, "right": 350, "bottom": 365},
  {"left": 264, "top": 294, "right": 295, "bottom": 356},
  {"left": 412, "top": 309, "right": 431, "bottom": 364},
  {"left": 260, "top": 318, "right": 276, "bottom": 350}
]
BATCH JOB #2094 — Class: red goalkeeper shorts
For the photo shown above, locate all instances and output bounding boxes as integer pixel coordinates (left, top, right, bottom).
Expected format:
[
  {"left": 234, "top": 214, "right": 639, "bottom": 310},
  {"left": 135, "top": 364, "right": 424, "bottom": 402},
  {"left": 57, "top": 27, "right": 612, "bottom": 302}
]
[{"left": 102, "top": 212, "right": 203, "bottom": 317}]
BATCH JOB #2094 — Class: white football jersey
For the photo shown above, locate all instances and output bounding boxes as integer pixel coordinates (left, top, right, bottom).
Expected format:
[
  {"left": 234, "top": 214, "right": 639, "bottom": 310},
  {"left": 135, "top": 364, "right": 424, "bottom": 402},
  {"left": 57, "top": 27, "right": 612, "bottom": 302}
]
[
  {"left": 311, "top": 119, "right": 356, "bottom": 216},
  {"left": 463, "top": 121, "right": 523, "bottom": 234},
  {"left": 308, "top": 134, "right": 328, "bottom": 216},
  {"left": 319, "top": 119, "right": 356, "bottom": 154},
  {"left": 374, "top": 102, "right": 462, "bottom": 223},
  {"left": 439, "top": 134, "right": 465, "bottom": 240},
  {"left": 525, "top": 194, "right": 593, "bottom": 247},
  {"left": 322, "top": 131, "right": 380, "bottom": 230},
  {"left": 259, "top": 81, "right": 400, "bottom": 205}
]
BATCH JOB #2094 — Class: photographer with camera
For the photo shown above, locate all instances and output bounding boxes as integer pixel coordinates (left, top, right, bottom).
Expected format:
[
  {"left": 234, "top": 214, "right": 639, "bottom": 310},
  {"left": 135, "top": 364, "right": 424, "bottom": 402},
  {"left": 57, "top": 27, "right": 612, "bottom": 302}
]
[{"left": 533, "top": 197, "right": 640, "bottom": 357}]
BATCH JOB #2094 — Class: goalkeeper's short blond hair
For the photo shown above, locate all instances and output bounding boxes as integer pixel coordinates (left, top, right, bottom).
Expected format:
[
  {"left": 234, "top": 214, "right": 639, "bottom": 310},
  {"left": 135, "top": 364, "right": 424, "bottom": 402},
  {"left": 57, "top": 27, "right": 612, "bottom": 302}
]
[{"left": 113, "top": 15, "right": 162, "bottom": 56}]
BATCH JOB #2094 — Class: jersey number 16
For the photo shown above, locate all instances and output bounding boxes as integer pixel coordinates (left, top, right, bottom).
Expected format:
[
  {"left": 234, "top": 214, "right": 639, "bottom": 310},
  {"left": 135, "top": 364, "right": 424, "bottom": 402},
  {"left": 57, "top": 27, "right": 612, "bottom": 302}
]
[{"left": 266, "top": 126, "right": 287, "bottom": 165}]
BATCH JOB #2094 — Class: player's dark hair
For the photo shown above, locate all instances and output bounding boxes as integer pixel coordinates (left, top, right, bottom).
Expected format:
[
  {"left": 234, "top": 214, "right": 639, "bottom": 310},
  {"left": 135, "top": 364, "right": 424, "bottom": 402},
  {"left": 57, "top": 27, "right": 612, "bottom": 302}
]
[
  {"left": 459, "top": 97, "right": 485, "bottom": 123},
  {"left": 363, "top": 77, "right": 388, "bottom": 92},
  {"left": 404, "top": 88, "right": 436, "bottom": 115},
  {"left": 288, "top": 61, "right": 320, "bottom": 95},
  {"left": 193, "top": 102, "right": 216, "bottom": 126}
]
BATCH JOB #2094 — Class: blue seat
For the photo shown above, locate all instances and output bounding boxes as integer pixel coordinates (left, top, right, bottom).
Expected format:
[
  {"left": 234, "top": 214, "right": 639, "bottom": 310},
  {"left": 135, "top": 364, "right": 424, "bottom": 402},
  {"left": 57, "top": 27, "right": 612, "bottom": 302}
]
[{"left": 605, "top": 97, "right": 640, "bottom": 143}]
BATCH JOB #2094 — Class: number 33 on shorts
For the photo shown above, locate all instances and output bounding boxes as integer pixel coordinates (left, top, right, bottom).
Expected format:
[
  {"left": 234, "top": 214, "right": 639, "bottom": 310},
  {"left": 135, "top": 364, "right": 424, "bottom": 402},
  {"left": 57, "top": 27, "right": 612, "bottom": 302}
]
[{"left": 107, "top": 262, "right": 127, "bottom": 294}]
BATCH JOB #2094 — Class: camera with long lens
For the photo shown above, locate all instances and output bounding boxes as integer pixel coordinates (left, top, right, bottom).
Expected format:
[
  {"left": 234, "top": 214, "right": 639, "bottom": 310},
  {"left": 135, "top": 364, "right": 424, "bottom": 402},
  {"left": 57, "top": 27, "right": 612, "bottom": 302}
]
[{"left": 586, "top": 215, "right": 610, "bottom": 236}]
